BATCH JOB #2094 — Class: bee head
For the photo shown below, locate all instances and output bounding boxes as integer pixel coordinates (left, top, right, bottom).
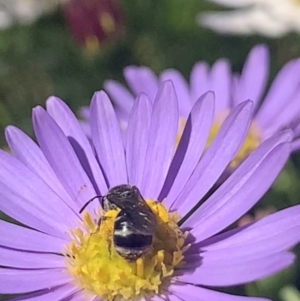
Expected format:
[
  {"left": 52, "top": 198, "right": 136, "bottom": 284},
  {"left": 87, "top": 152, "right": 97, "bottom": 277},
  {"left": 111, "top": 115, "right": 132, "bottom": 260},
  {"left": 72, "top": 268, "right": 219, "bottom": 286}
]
[
  {"left": 103, "top": 184, "right": 138, "bottom": 211},
  {"left": 109, "top": 185, "right": 135, "bottom": 198}
]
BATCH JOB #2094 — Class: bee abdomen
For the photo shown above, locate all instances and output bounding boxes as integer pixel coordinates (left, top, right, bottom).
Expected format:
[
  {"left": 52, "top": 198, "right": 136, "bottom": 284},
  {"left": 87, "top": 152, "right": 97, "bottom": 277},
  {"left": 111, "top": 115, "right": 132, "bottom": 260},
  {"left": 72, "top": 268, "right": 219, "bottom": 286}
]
[
  {"left": 114, "top": 232, "right": 152, "bottom": 249},
  {"left": 113, "top": 217, "right": 153, "bottom": 261},
  {"left": 114, "top": 233, "right": 152, "bottom": 261}
]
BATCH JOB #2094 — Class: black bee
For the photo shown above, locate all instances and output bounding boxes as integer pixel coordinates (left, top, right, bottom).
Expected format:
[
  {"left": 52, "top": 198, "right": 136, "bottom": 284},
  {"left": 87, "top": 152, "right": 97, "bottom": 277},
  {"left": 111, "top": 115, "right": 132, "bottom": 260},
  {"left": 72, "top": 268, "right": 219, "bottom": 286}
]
[{"left": 80, "top": 185, "right": 156, "bottom": 261}]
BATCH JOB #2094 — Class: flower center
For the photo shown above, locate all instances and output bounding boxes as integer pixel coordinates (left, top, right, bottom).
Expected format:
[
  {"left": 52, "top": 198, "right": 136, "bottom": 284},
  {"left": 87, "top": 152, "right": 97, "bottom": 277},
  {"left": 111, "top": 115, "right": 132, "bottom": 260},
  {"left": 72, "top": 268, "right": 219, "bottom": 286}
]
[{"left": 65, "top": 200, "right": 188, "bottom": 301}]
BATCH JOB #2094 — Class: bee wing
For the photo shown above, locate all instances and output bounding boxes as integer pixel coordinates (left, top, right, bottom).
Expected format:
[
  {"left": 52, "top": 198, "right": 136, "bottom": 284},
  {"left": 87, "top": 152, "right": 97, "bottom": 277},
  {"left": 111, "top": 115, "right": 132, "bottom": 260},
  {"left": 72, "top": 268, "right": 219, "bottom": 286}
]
[{"left": 115, "top": 198, "right": 155, "bottom": 235}]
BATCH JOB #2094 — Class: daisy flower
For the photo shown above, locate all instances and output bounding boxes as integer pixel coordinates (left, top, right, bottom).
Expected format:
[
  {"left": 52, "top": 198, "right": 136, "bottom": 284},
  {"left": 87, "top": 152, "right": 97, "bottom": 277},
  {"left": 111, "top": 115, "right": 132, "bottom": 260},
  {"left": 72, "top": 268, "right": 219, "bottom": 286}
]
[
  {"left": 0, "top": 81, "right": 299, "bottom": 301},
  {"left": 96, "top": 44, "right": 300, "bottom": 167},
  {"left": 63, "top": 0, "right": 124, "bottom": 54},
  {"left": 197, "top": 0, "right": 300, "bottom": 37}
]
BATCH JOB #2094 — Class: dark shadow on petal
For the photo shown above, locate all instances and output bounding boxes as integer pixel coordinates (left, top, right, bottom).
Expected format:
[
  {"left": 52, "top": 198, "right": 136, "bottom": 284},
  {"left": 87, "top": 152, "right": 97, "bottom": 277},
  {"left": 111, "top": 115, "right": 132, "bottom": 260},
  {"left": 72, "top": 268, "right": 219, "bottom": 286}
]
[
  {"left": 68, "top": 136, "right": 108, "bottom": 194},
  {"left": 158, "top": 118, "right": 191, "bottom": 201}
]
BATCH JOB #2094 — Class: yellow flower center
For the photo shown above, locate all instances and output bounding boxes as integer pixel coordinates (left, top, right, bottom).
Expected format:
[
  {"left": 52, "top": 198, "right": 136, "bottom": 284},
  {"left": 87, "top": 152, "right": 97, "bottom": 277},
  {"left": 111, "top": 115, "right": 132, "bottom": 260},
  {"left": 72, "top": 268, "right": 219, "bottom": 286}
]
[
  {"left": 65, "top": 200, "right": 188, "bottom": 301},
  {"left": 176, "top": 114, "right": 261, "bottom": 168}
]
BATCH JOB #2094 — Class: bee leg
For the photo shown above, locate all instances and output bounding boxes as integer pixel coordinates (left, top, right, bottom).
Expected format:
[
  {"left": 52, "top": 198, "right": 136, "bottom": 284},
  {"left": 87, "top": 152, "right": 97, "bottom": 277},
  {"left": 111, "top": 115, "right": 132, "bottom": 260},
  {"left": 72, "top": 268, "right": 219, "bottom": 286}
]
[
  {"left": 99, "top": 216, "right": 113, "bottom": 258},
  {"left": 97, "top": 217, "right": 103, "bottom": 228},
  {"left": 107, "top": 238, "right": 113, "bottom": 259},
  {"left": 99, "top": 215, "right": 111, "bottom": 226},
  {"left": 87, "top": 216, "right": 103, "bottom": 236}
]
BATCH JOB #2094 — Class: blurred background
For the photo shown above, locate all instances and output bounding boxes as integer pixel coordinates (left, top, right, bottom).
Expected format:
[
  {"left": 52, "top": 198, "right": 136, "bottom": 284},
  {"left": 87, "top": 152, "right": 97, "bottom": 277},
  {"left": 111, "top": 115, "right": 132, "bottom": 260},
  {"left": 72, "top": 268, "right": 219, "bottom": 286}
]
[{"left": 0, "top": 0, "right": 300, "bottom": 300}]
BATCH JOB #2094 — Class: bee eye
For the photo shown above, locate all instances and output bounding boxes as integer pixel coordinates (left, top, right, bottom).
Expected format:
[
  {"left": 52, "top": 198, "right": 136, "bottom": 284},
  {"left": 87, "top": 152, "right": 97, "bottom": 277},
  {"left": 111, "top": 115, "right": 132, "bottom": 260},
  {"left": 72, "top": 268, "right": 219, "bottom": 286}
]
[
  {"left": 101, "top": 196, "right": 117, "bottom": 211},
  {"left": 123, "top": 190, "right": 133, "bottom": 198}
]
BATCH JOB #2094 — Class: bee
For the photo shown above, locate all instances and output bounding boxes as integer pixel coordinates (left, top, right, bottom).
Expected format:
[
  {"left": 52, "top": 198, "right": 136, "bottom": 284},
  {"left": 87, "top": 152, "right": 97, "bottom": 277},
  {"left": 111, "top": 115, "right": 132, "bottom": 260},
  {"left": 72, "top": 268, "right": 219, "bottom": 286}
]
[{"left": 80, "top": 185, "right": 156, "bottom": 261}]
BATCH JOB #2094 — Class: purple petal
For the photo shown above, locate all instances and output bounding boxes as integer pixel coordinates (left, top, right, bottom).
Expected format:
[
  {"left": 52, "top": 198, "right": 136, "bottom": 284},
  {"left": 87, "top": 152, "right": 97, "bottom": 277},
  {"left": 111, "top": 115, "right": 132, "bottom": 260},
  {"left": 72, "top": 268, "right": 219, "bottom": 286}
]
[
  {"left": 124, "top": 66, "right": 159, "bottom": 101},
  {"left": 0, "top": 150, "right": 77, "bottom": 239},
  {"left": 0, "top": 248, "right": 64, "bottom": 269},
  {"left": 168, "top": 295, "right": 186, "bottom": 301},
  {"left": 33, "top": 106, "right": 97, "bottom": 210},
  {"left": 46, "top": 96, "right": 107, "bottom": 194},
  {"left": 176, "top": 252, "right": 294, "bottom": 286},
  {"left": 0, "top": 220, "right": 66, "bottom": 252},
  {"left": 190, "top": 62, "right": 209, "bottom": 103},
  {"left": 63, "top": 291, "right": 97, "bottom": 301},
  {"left": 261, "top": 89, "right": 300, "bottom": 138},
  {"left": 9, "top": 285, "right": 78, "bottom": 301},
  {"left": 5, "top": 126, "right": 75, "bottom": 210},
  {"left": 293, "top": 122, "right": 300, "bottom": 136},
  {"left": 0, "top": 269, "right": 71, "bottom": 294},
  {"left": 159, "top": 69, "right": 192, "bottom": 117},
  {"left": 159, "top": 291, "right": 183, "bottom": 301},
  {"left": 209, "top": 59, "right": 231, "bottom": 112},
  {"left": 79, "top": 121, "right": 91, "bottom": 138},
  {"left": 146, "top": 295, "right": 166, "bottom": 301},
  {"left": 168, "top": 283, "right": 270, "bottom": 301},
  {"left": 90, "top": 91, "right": 127, "bottom": 187},
  {"left": 103, "top": 80, "right": 134, "bottom": 118},
  {"left": 233, "top": 44, "right": 269, "bottom": 109},
  {"left": 140, "top": 81, "right": 179, "bottom": 199},
  {"left": 126, "top": 93, "right": 152, "bottom": 187},
  {"left": 172, "top": 100, "right": 253, "bottom": 217},
  {"left": 185, "top": 131, "right": 292, "bottom": 241},
  {"left": 255, "top": 59, "right": 300, "bottom": 128},
  {"left": 292, "top": 138, "right": 300, "bottom": 152},
  {"left": 161, "top": 92, "right": 215, "bottom": 206},
  {"left": 189, "top": 205, "right": 300, "bottom": 259}
]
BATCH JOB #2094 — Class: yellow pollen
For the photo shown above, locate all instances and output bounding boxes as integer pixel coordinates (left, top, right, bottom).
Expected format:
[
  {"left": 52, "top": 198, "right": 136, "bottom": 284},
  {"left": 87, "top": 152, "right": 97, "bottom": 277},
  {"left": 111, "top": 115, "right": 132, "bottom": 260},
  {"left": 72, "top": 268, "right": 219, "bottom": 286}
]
[
  {"left": 65, "top": 200, "right": 188, "bottom": 301},
  {"left": 82, "top": 211, "right": 96, "bottom": 232},
  {"left": 175, "top": 113, "right": 261, "bottom": 168},
  {"left": 157, "top": 250, "right": 164, "bottom": 264}
]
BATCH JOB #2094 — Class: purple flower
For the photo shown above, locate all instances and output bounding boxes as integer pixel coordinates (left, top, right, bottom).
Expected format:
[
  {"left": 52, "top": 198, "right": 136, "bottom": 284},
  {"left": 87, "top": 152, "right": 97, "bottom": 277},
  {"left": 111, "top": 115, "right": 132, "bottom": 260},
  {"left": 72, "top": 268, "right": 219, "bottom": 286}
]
[
  {"left": 0, "top": 81, "right": 299, "bottom": 301},
  {"left": 95, "top": 44, "right": 300, "bottom": 166}
]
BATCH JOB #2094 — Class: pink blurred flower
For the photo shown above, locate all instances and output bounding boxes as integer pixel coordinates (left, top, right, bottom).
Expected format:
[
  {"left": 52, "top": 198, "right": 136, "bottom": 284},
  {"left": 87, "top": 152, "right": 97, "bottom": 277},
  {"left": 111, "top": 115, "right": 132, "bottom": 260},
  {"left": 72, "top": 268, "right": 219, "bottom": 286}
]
[{"left": 63, "top": 0, "right": 124, "bottom": 53}]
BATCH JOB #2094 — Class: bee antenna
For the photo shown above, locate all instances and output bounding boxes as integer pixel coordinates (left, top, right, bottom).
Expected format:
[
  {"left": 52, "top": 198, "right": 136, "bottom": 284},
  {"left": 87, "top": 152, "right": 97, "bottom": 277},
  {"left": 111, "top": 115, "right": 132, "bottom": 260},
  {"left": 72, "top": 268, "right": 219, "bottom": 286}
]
[{"left": 79, "top": 195, "right": 102, "bottom": 214}]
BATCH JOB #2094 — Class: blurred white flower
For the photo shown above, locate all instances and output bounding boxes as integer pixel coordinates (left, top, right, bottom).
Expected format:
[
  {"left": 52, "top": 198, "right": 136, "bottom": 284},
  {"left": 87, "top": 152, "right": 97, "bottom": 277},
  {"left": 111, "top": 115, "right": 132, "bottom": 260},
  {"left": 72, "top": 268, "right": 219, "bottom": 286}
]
[
  {"left": 198, "top": 0, "right": 300, "bottom": 37},
  {"left": 0, "top": 0, "right": 68, "bottom": 28},
  {"left": 280, "top": 286, "right": 300, "bottom": 301}
]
